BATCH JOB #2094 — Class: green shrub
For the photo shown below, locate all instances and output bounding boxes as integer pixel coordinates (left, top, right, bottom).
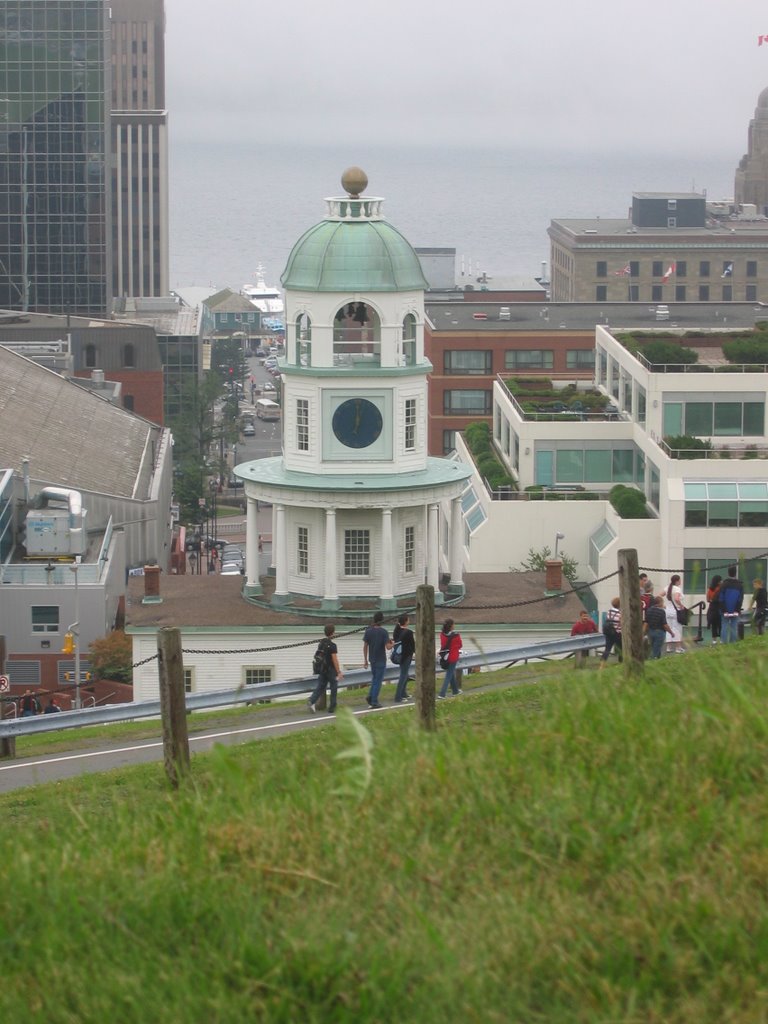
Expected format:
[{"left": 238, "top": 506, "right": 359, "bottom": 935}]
[
  {"left": 721, "top": 337, "right": 768, "bottom": 364},
  {"left": 609, "top": 485, "right": 650, "bottom": 519},
  {"left": 664, "top": 435, "right": 713, "bottom": 460},
  {"left": 638, "top": 340, "right": 698, "bottom": 367}
]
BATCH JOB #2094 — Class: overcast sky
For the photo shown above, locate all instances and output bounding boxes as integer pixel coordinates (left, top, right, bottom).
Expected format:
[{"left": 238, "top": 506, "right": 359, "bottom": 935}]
[{"left": 165, "top": 0, "right": 768, "bottom": 155}]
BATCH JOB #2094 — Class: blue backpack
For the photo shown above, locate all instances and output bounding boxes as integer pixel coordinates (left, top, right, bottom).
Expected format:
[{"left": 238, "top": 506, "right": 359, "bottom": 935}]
[{"left": 721, "top": 581, "right": 742, "bottom": 614}]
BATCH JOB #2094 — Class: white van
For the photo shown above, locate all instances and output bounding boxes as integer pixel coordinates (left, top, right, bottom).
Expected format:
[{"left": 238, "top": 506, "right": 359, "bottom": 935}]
[
  {"left": 499, "top": 306, "right": 511, "bottom": 320},
  {"left": 655, "top": 304, "right": 670, "bottom": 321},
  {"left": 255, "top": 398, "right": 281, "bottom": 421}
]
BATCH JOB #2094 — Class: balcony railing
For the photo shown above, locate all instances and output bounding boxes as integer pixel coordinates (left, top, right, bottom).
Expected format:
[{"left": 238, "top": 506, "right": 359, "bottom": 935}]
[
  {"left": 333, "top": 328, "right": 380, "bottom": 368},
  {"left": 659, "top": 439, "right": 768, "bottom": 460},
  {"left": 498, "top": 379, "right": 622, "bottom": 422},
  {"left": 634, "top": 352, "right": 768, "bottom": 374}
]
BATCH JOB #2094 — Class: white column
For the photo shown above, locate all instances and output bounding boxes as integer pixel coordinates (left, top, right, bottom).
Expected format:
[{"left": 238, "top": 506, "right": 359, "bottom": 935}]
[
  {"left": 275, "top": 504, "right": 289, "bottom": 597},
  {"left": 270, "top": 504, "right": 277, "bottom": 571},
  {"left": 245, "top": 497, "right": 259, "bottom": 588},
  {"left": 450, "top": 496, "right": 464, "bottom": 590},
  {"left": 324, "top": 509, "right": 338, "bottom": 604},
  {"left": 427, "top": 503, "right": 440, "bottom": 591},
  {"left": 381, "top": 508, "right": 394, "bottom": 601}
]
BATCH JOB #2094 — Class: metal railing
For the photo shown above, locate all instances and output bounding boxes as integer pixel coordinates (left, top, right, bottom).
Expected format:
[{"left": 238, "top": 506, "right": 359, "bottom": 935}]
[
  {"left": 659, "top": 438, "right": 768, "bottom": 460},
  {"left": 0, "top": 634, "right": 605, "bottom": 743}
]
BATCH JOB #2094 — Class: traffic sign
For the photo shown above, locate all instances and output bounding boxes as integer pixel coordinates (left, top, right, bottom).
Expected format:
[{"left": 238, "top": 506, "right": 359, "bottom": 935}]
[{"left": 0, "top": 675, "right": 9, "bottom": 693}]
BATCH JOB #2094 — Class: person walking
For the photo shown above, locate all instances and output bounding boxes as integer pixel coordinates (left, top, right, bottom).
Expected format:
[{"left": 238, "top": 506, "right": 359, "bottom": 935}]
[
  {"left": 19, "top": 690, "right": 40, "bottom": 717},
  {"left": 392, "top": 612, "right": 415, "bottom": 703},
  {"left": 644, "top": 595, "right": 674, "bottom": 659},
  {"left": 308, "top": 623, "right": 343, "bottom": 714},
  {"left": 437, "top": 618, "right": 462, "bottom": 698},
  {"left": 664, "top": 575, "right": 687, "bottom": 653},
  {"left": 719, "top": 565, "right": 744, "bottom": 644},
  {"left": 43, "top": 697, "right": 62, "bottom": 714},
  {"left": 750, "top": 578, "right": 767, "bottom": 636},
  {"left": 599, "top": 598, "right": 622, "bottom": 666},
  {"left": 571, "top": 609, "right": 598, "bottom": 668},
  {"left": 363, "top": 611, "right": 392, "bottom": 709},
  {"left": 706, "top": 575, "right": 722, "bottom": 644}
]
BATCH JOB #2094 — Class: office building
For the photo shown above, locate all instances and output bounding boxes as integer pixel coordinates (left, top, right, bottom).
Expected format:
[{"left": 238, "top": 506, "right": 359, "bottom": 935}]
[
  {"left": 0, "top": 1, "right": 110, "bottom": 316},
  {"left": 735, "top": 87, "right": 768, "bottom": 214},
  {"left": 110, "top": 0, "right": 169, "bottom": 299}
]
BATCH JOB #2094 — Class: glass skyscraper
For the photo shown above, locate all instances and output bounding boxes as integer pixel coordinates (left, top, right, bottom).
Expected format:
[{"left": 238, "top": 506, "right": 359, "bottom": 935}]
[{"left": 0, "top": 2, "right": 110, "bottom": 316}]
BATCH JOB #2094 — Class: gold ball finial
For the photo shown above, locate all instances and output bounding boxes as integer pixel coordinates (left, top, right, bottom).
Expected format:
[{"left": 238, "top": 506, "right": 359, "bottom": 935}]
[{"left": 341, "top": 166, "right": 368, "bottom": 198}]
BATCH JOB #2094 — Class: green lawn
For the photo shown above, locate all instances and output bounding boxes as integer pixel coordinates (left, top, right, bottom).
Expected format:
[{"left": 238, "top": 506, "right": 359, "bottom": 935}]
[{"left": 2, "top": 643, "right": 768, "bottom": 1022}]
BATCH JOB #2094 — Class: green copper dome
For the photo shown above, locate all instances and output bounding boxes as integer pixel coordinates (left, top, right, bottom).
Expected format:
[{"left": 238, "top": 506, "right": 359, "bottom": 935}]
[{"left": 281, "top": 187, "right": 428, "bottom": 293}]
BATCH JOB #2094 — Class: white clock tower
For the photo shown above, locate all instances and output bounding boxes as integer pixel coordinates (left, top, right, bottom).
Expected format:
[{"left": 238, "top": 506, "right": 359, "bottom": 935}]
[{"left": 234, "top": 169, "right": 471, "bottom": 612}]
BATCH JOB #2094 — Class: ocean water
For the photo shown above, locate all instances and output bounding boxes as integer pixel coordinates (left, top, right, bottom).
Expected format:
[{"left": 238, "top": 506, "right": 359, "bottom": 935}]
[{"left": 169, "top": 141, "right": 736, "bottom": 294}]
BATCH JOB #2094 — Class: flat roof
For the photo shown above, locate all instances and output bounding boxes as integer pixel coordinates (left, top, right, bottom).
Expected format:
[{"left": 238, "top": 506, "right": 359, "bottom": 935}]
[{"left": 425, "top": 301, "right": 765, "bottom": 333}]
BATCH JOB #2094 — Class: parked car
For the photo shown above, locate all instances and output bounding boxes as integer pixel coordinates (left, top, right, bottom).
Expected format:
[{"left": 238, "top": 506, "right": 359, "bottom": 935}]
[
  {"left": 220, "top": 561, "right": 243, "bottom": 576},
  {"left": 262, "top": 381, "right": 276, "bottom": 392},
  {"left": 222, "top": 545, "right": 244, "bottom": 568}
]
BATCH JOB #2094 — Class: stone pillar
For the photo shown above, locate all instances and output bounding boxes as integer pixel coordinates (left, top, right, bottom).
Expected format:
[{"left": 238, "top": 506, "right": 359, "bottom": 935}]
[
  {"left": 322, "top": 508, "right": 339, "bottom": 611},
  {"left": 243, "top": 496, "right": 262, "bottom": 597},
  {"left": 427, "top": 503, "right": 441, "bottom": 603},
  {"left": 380, "top": 507, "right": 395, "bottom": 609},
  {"left": 269, "top": 504, "right": 276, "bottom": 575},
  {"left": 448, "top": 496, "right": 465, "bottom": 597},
  {"left": 273, "top": 504, "right": 289, "bottom": 605}
]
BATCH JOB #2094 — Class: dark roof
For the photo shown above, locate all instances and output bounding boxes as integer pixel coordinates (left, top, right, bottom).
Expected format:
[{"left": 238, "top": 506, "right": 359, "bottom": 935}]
[
  {"left": 425, "top": 301, "right": 764, "bottom": 333},
  {"left": 126, "top": 570, "right": 584, "bottom": 630}
]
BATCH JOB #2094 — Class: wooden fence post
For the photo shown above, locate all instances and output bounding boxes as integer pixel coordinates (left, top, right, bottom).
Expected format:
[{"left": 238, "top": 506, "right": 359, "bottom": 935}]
[
  {"left": 157, "top": 627, "right": 190, "bottom": 787},
  {"left": 415, "top": 584, "right": 437, "bottom": 732},
  {"left": 618, "top": 549, "right": 644, "bottom": 679},
  {"left": 0, "top": 636, "right": 15, "bottom": 759}
]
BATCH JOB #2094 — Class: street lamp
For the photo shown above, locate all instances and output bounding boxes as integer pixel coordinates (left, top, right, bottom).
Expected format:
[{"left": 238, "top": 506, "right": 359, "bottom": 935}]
[
  {"left": 554, "top": 532, "right": 565, "bottom": 559},
  {"left": 68, "top": 563, "right": 81, "bottom": 709}
]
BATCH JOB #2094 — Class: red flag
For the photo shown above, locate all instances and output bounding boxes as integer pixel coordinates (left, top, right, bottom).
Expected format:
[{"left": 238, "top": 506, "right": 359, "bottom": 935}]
[
  {"left": 759, "top": 34, "right": 768, "bottom": 45},
  {"left": 613, "top": 264, "right": 631, "bottom": 276},
  {"left": 661, "top": 262, "right": 676, "bottom": 282}
]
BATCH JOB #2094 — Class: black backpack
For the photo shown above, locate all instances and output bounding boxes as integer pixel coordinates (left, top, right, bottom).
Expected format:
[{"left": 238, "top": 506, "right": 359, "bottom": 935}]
[
  {"left": 312, "top": 639, "right": 330, "bottom": 675},
  {"left": 438, "top": 632, "right": 455, "bottom": 670}
]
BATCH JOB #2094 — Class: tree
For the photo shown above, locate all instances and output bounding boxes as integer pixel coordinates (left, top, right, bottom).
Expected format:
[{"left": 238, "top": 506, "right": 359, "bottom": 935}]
[
  {"left": 516, "top": 546, "right": 578, "bottom": 584},
  {"left": 89, "top": 630, "right": 133, "bottom": 685}
]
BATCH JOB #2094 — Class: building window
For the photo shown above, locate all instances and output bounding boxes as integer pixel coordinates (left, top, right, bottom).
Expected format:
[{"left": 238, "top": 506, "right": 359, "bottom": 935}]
[
  {"left": 84, "top": 344, "right": 97, "bottom": 368},
  {"left": 296, "top": 398, "right": 309, "bottom": 452},
  {"left": 747, "top": 260, "right": 757, "bottom": 278},
  {"left": 648, "top": 462, "right": 660, "bottom": 511},
  {"left": 443, "top": 430, "right": 456, "bottom": 454},
  {"left": 297, "top": 526, "right": 309, "bottom": 575},
  {"left": 722, "top": 285, "right": 733, "bottom": 302},
  {"left": 444, "top": 350, "right": 492, "bottom": 375},
  {"left": 504, "top": 350, "right": 554, "bottom": 370},
  {"left": 667, "top": 217, "right": 677, "bottom": 228},
  {"left": 700, "top": 261, "right": 710, "bottom": 277},
  {"left": 676, "top": 261, "right": 687, "bottom": 277},
  {"left": 667, "top": 199, "right": 677, "bottom": 210},
  {"left": 652, "top": 260, "right": 664, "bottom": 277},
  {"left": 747, "top": 284, "right": 758, "bottom": 302},
  {"left": 404, "top": 398, "right": 416, "bottom": 451},
  {"left": 184, "top": 668, "right": 194, "bottom": 693},
  {"left": 675, "top": 285, "right": 686, "bottom": 302},
  {"left": 31, "top": 607, "right": 59, "bottom": 634},
  {"left": 344, "top": 530, "right": 370, "bottom": 576},
  {"left": 651, "top": 285, "right": 663, "bottom": 302},
  {"left": 684, "top": 483, "right": 768, "bottom": 529},
  {"left": 443, "top": 390, "right": 492, "bottom": 415},
  {"left": 123, "top": 344, "right": 135, "bottom": 368},
  {"left": 699, "top": 285, "right": 710, "bottom": 301},
  {"left": 566, "top": 350, "right": 596, "bottom": 370},
  {"left": 596, "top": 261, "right": 607, "bottom": 277},
  {"left": 595, "top": 285, "right": 607, "bottom": 302},
  {"left": 629, "top": 285, "right": 639, "bottom": 301},
  {"left": 402, "top": 314, "right": 417, "bottom": 366},
  {"left": 404, "top": 525, "right": 415, "bottom": 574},
  {"left": 123, "top": 395, "right": 134, "bottom": 411},
  {"left": 629, "top": 262, "right": 639, "bottom": 277},
  {"left": 244, "top": 667, "right": 273, "bottom": 686}
]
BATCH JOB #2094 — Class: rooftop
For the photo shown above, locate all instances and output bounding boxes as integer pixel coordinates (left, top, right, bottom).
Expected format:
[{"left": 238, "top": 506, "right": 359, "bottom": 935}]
[
  {"left": 126, "top": 570, "right": 584, "bottom": 629},
  {"left": 426, "top": 302, "right": 765, "bottom": 333}
]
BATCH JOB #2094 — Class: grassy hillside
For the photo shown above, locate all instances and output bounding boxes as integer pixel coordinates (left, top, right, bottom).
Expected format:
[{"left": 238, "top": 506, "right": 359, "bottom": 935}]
[{"left": 3, "top": 643, "right": 768, "bottom": 1022}]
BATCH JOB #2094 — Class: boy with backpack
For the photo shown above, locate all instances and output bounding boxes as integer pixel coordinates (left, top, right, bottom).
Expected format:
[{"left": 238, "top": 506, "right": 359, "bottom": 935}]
[
  {"left": 719, "top": 565, "right": 744, "bottom": 644},
  {"left": 308, "top": 624, "right": 343, "bottom": 714}
]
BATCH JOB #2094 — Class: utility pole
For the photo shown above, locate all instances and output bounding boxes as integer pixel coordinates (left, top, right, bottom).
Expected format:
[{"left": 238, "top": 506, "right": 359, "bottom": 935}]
[
  {"left": 618, "top": 548, "right": 645, "bottom": 679},
  {"left": 157, "top": 627, "right": 190, "bottom": 788},
  {"left": 415, "top": 584, "right": 437, "bottom": 731}
]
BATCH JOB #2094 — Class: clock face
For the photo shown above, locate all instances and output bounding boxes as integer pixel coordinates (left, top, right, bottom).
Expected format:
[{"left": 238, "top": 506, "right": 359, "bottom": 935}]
[{"left": 332, "top": 398, "right": 383, "bottom": 449}]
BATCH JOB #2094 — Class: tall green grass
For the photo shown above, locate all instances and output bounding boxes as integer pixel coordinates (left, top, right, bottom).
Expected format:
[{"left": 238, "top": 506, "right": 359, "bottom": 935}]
[{"left": 3, "top": 643, "right": 768, "bottom": 1022}]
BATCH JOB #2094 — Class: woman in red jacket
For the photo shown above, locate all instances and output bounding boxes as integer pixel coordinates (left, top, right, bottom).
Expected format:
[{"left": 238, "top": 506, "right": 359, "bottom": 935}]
[{"left": 438, "top": 618, "right": 463, "bottom": 699}]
